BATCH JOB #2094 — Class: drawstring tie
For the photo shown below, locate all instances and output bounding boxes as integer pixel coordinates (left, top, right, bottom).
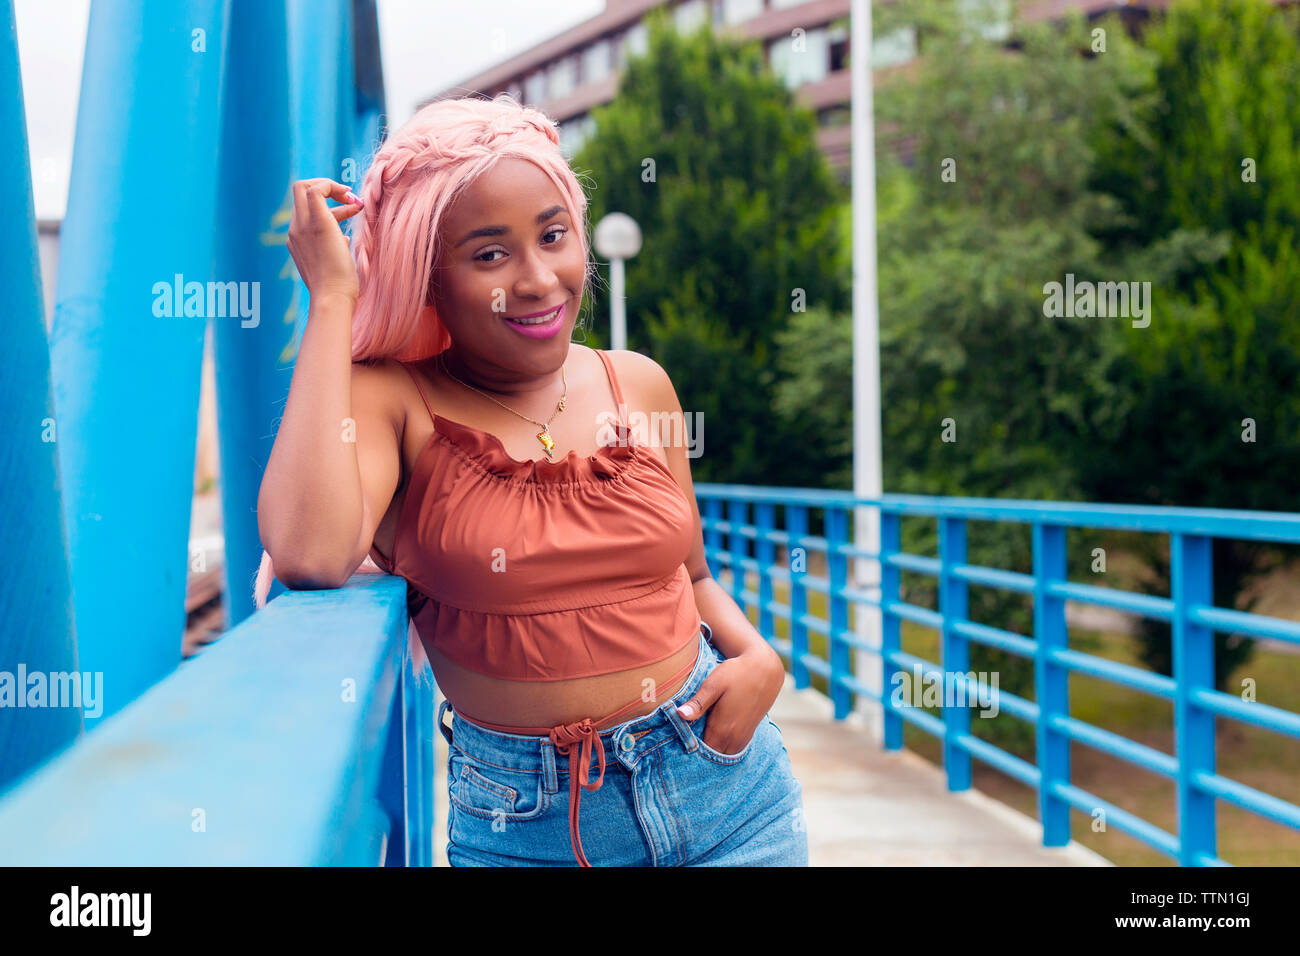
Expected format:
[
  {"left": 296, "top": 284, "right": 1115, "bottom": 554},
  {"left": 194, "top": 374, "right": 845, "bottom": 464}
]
[{"left": 548, "top": 718, "right": 607, "bottom": 867}]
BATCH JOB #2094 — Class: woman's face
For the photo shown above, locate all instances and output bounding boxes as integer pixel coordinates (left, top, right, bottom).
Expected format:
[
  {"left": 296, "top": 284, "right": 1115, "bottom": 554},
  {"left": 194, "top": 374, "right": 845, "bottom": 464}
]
[{"left": 430, "top": 156, "right": 586, "bottom": 379}]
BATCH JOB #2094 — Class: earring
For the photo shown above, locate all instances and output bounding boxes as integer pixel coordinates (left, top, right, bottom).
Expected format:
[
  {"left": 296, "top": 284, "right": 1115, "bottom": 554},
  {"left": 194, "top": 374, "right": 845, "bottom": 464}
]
[{"left": 570, "top": 308, "right": 588, "bottom": 344}]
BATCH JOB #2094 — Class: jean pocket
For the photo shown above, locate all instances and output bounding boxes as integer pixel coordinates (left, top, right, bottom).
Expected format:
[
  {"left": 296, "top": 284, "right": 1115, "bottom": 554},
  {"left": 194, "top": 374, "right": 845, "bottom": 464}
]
[
  {"left": 690, "top": 708, "right": 756, "bottom": 765},
  {"left": 448, "top": 749, "right": 550, "bottom": 821}
]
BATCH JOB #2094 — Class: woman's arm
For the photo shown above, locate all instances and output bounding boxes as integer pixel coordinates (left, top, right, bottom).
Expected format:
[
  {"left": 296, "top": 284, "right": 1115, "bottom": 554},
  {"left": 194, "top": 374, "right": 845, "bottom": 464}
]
[
  {"left": 618, "top": 350, "right": 785, "bottom": 750},
  {"left": 256, "top": 179, "right": 401, "bottom": 588}
]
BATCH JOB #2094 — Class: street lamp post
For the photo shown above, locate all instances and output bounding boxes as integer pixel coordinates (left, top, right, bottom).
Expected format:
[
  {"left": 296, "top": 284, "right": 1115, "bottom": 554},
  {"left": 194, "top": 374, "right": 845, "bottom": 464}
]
[
  {"left": 593, "top": 212, "right": 642, "bottom": 351},
  {"left": 852, "top": 0, "right": 884, "bottom": 742}
]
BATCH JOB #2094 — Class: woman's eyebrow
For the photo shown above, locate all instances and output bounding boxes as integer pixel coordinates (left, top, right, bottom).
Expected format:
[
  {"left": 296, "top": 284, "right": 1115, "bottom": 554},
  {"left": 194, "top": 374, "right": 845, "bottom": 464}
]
[{"left": 455, "top": 204, "right": 569, "bottom": 248}]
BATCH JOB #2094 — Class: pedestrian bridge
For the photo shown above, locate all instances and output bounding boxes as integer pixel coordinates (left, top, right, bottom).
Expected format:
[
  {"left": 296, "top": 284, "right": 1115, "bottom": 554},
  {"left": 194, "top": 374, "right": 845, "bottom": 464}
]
[
  {"left": 4, "top": 488, "right": 1297, "bottom": 866},
  {"left": 11, "top": 0, "right": 1300, "bottom": 869}
]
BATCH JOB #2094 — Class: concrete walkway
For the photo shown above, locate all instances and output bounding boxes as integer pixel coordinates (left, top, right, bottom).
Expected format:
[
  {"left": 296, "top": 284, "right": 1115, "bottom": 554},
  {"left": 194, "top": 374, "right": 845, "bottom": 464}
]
[
  {"left": 429, "top": 676, "right": 1110, "bottom": 867},
  {"left": 770, "top": 677, "right": 1109, "bottom": 866}
]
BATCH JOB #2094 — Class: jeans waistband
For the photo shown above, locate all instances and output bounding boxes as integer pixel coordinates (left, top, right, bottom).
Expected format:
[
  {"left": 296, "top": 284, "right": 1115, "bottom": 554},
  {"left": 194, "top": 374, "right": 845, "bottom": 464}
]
[{"left": 436, "top": 627, "right": 718, "bottom": 773}]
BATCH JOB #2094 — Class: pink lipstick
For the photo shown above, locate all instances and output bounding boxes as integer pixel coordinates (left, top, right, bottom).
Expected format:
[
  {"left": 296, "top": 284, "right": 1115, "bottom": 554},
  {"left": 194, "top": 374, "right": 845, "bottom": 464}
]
[{"left": 501, "top": 302, "right": 566, "bottom": 339}]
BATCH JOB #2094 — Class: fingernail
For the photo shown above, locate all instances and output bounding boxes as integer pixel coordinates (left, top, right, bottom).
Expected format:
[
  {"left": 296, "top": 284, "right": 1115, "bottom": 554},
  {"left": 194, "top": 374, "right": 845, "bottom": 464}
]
[
  {"left": 678, "top": 704, "right": 694, "bottom": 718},
  {"left": 345, "top": 190, "right": 362, "bottom": 205}
]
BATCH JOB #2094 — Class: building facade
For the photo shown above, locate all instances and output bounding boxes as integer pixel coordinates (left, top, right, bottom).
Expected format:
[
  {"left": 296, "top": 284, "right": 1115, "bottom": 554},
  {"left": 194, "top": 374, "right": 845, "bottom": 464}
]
[{"left": 417, "top": 0, "right": 1179, "bottom": 183}]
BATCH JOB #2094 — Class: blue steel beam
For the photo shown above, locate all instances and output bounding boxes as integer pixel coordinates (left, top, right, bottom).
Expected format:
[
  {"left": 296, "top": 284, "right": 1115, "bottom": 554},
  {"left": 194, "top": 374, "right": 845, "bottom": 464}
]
[
  {"left": 0, "top": 0, "right": 82, "bottom": 788},
  {"left": 48, "top": 0, "right": 231, "bottom": 724},
  {"left": 210, "top": 0, "right": 296, "bottom": 627}
]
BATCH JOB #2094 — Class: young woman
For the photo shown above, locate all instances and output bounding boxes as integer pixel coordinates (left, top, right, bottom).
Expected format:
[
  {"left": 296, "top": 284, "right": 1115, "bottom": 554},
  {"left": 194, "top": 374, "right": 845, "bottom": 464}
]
[{"left": 254, "top": 95, "right": 808, "bottom": 867}]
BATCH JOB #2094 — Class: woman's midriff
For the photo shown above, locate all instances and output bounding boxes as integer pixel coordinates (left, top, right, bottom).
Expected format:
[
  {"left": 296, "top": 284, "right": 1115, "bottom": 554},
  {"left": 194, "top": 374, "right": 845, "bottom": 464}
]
[{"left": 425, "top": 635, "right": 702, "bottom": 732}]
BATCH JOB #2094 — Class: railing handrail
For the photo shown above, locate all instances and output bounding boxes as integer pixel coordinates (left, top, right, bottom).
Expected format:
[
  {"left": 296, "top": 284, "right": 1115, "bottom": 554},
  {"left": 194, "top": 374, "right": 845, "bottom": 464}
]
[
  {"left": 6, "top": 485, "right": 1296, "bottom": 866},
  {"left": 698, "top": 486, "right": 1300, "bottom": 544},
  {"left": 0, "top": 574, "right": 421, "bottom": 865},
  {"left": 694, "top": 483, "right": 1300, "bottom": 866}
]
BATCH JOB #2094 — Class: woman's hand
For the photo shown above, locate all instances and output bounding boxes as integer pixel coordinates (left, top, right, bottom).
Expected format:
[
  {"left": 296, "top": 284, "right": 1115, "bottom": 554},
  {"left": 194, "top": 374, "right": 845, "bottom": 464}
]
[
  {"left": 287, "top": 178, "right": 364, "bottom": 305},
  {"left": 675, "top": 645, "right": 786, "bottom": 756}
]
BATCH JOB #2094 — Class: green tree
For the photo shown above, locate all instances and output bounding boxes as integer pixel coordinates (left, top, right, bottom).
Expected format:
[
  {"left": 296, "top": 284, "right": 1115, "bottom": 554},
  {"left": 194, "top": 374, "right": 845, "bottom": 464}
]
[
  {"left": 774, "top": 0, "right": 1164, "bottom": 749},
  {"left": 572, "top": 8, "right": 848, "bottom": 486},
  {"left": 1085, "top": 0, "right": 1300, "bottom": 687}
]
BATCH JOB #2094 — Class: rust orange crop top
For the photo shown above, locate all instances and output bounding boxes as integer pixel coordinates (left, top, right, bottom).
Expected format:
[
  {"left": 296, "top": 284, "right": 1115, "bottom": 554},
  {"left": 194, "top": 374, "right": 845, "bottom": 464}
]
[
  {"left": 365, "top": 348, "right": 709, "bottom": 868},
  {"left": 367, "top": 348, "right": 704, "bottom": 682}
]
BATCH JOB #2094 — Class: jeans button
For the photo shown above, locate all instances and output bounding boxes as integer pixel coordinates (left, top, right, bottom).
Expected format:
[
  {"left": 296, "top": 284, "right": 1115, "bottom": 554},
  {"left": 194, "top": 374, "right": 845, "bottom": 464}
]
[{"left": 619, "top": 734, "right": 635, "bottom": 752}]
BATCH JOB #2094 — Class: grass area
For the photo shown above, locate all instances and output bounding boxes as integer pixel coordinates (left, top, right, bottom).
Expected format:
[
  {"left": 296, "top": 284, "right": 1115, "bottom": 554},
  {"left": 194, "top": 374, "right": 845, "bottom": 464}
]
[{"left": 729, "top": 551, "right": 1300, "bottom": 866}]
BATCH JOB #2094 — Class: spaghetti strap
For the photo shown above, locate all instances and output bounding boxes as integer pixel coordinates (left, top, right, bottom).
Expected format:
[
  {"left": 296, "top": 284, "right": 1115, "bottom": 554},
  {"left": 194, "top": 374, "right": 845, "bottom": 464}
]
[
  {"left": 594, "top": 348, "right": 627, "bottom": 427},
  {"left": 368, "top": 542, "right": 394, "bottom": 574},
  {"left": 397, "top": 360, "right": 436, "bottom": 426}
]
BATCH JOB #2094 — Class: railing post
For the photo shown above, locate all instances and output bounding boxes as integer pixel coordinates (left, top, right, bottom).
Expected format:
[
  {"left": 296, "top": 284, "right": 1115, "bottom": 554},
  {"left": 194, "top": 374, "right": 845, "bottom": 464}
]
[
  {"left": 1172, "top": 532, "right": 1216, "bottom": 865},
  {"left": 788, "top": 505, "right": 810, "bottom": 690},
  {"left": 1032, "top": 522, "right": 1071, "bottom": 847},
  {"left": 727, "top": 499, "right": 749, "bottom": 611},
  {"left": 827, "top": 508, "right": 851, "bottom": 719},
  {"left": 939, "top": 516, "right": 971, "bottom": 791},
  {"left": 703, "top": 497, "right": 723, "bottom": 581},
  {"left": 755, "top": 502, "right": 775, "bottom": 644},
  {"left": 881, "top": 510, "right": 902, "bottom": 750},
  {"left": 403, "top": 654, "right": 434, "bottom": 867},
  {"left": 377, "top": 670, "right": 406, "bottom": 865}
]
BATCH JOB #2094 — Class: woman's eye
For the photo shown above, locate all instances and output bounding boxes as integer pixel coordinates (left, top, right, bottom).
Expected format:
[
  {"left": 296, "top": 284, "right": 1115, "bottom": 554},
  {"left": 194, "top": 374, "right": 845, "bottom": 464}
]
[{"left": 475, "top": 228, "right": 566, "bottom": 263}]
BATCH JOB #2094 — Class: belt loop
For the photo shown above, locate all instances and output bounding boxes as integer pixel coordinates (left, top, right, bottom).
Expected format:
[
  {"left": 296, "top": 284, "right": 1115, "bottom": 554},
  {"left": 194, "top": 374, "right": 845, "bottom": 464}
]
[
  {"left": 436, "top": 698, "right": 454, "bottom": 746},
  {"left": 664, "top": 704, "right": 699, "bottom": 753},
  {"left": 540, "top": 739, "right": 559, "bottom": 794}
]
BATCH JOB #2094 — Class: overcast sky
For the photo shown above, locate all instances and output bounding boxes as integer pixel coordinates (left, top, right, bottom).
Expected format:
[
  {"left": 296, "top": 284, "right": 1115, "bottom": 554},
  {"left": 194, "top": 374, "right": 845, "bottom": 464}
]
[{"left": 16, "top": 0, "right": 604, "bottom": 220}]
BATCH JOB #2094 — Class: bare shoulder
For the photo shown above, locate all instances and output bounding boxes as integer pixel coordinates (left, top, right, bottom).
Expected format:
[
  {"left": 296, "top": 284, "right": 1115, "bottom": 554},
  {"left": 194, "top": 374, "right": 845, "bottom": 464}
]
[
  {"left": 593, "top": 346, "right": 678, "bottom": 413},
  {"left": 351, "top": 357, "right": 407, "bottom": 437}
]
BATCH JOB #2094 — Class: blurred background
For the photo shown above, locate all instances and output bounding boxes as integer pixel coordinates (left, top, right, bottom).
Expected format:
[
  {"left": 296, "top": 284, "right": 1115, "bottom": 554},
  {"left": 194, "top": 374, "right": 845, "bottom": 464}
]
[{"left": 12, "top": 0, "right": 1300, "bottom": 866}]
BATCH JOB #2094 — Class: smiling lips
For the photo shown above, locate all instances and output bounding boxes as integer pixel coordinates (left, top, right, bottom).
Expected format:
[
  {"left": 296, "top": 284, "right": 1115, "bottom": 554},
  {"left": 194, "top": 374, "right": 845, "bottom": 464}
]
[
  {"left": 501, "top": 302, "right": 566, "bottom": 338},
  {"left": 504, "top": 303, "right": 564, "bottom": 324}
]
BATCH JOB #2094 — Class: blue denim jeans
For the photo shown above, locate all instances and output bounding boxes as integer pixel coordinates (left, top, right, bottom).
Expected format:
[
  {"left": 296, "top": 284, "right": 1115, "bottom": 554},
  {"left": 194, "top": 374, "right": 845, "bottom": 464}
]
[{"left": 436, "top": 630, "right": 809, "bottom": 866}]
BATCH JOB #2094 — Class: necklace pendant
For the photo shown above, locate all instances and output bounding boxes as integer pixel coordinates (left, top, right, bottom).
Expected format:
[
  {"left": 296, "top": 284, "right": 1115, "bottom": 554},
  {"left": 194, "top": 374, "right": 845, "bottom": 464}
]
[{"left": 537, "top": 428, "right": 555, "bottom": 458}]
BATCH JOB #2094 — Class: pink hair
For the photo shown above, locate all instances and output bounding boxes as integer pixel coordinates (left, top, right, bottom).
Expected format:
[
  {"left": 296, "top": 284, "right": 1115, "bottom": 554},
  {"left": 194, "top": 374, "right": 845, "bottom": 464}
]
[{"left": 252, "top": 94, "right": 597, "bottom": 686}]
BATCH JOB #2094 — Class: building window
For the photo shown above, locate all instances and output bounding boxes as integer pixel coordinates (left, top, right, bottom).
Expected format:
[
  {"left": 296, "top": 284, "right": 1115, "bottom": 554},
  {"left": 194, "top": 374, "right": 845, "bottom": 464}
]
[
  {"left": 872, "top": 26, "right": 917, "bottom": 68},
  {"left": 615, "top": 21, "right": 649, "bottom": 70},
  {"left": 829, "top": 20, "right": 848, "bottom": 72},
  {"left": 721, "top": 0, "right": 764, "bottom": 26},
  {"left": 581, "top": 38, "right": 611, "bottom": 84},
  {"left": 958, "top": 0, "right": 1011, "bottom": 42},
  {"left": 559, "top": 114, "right": 597, "bottom": 158},
  {"left": 818, "top": 105, "right": 850, "bottom": 128},
  {"left": 768, "top": 26, "right": 829, "bottom": 88},
  {"left": 524, "top": 70, "right": 546, "bottom": 104},
  {"left": 673, "top": 0, "right": 709, "bottom": 34},
  {"left": 548, "top": 55, "right": 577, "bottom": 100}
]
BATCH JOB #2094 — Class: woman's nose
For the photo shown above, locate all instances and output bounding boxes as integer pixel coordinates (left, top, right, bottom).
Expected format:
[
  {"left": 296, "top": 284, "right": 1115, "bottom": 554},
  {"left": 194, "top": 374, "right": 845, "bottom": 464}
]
[{"left": 513, "top": 248, "right": 559, "bottom": 298}]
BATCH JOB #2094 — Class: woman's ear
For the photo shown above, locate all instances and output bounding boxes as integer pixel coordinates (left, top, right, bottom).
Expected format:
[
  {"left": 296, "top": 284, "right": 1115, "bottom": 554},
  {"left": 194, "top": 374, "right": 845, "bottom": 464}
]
[{"left": 425, "top": 264, "right": 441, "bottom": 308}]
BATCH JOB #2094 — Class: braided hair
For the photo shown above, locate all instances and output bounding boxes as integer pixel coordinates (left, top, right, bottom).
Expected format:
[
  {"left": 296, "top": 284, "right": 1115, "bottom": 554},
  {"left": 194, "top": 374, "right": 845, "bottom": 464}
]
[{"left": 348, "top": 93, "right": 596, "bottom": 362}]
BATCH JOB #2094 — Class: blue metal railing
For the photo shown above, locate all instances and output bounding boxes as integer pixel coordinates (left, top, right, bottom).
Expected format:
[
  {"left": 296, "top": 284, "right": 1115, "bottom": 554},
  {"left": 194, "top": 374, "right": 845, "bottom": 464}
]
[
  {"left": 697, "top": 486, "right": 1300, "bottom": 867},
  {"left": 5, "top": 487, "right": 1298, "bottom": 865},
  {"left": 0, "top": 574, "right": 431, "bottom": 865}
]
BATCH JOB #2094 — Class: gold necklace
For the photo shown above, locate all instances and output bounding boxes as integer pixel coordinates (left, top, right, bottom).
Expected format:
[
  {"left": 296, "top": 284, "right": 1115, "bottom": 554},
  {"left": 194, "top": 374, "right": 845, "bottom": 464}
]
[{"left": 437, "top": 351, "right": 568, "bottom": 458}]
